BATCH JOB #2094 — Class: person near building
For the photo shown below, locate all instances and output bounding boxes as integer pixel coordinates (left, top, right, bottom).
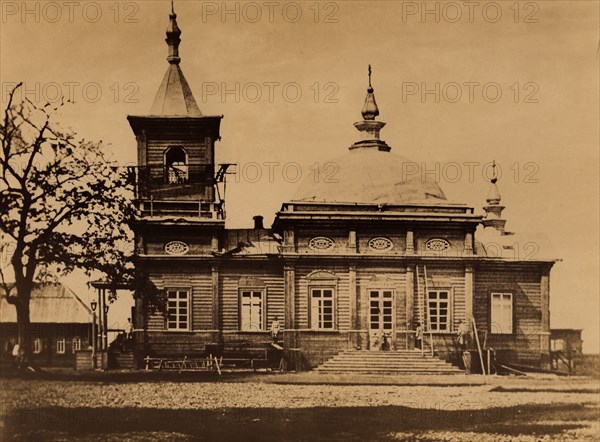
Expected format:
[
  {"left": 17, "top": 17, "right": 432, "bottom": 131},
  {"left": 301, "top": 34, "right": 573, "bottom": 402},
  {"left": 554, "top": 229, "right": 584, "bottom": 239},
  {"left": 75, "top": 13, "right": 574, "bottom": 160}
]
[
  {"left": 457, "top": 320, "right": 471, "bottom": 351},
  {"left": 270, "top": 316, "right": 281, "bottom": 342}
]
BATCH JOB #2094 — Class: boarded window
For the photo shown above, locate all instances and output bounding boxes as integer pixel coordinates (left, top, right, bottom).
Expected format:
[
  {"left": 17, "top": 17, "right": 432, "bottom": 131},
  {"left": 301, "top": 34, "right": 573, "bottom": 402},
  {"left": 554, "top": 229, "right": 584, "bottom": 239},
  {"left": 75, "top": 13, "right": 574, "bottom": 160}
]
[
  {"left": 240, "top": 290, "right": 263, "bottom": 331},
  {"left": 427, "top": 290, "right": 450, "bottom": 332},
  {"left": 491, "top": 293, "right": 513, "bottom": 334},
  {"left": 167, "top": 290, "right": 190, "bottom": 330},
  {"left": 311, "top": 288, "right": 334, "bottom": 330}
]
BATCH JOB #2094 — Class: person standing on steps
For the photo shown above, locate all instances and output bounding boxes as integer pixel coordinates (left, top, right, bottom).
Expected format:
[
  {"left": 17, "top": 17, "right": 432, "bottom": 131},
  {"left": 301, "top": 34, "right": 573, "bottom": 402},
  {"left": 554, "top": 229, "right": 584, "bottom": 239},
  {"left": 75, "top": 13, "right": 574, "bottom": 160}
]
[{"left": 415, "top": 322, "right": 423, "bottom": 350}]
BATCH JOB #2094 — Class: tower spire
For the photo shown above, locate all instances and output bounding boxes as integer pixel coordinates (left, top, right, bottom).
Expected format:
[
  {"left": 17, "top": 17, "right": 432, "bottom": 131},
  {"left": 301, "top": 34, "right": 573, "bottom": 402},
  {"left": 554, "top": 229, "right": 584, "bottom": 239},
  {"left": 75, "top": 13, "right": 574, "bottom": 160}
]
[
  {"left": 149, "top": 1, "right": 202, "bottom": 116},
  {"left": 166, "top": 1, "right": 181, "bottom": 64},
  {"left": 482, "top": 161, "right": 507, "bottom": 234}
]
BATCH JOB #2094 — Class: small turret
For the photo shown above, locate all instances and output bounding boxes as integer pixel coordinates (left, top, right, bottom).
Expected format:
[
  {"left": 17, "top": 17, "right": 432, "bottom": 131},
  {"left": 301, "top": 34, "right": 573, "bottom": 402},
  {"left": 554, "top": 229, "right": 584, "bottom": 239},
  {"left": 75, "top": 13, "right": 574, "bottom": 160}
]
[{"left": 482, "top": 161, "right": 507, "bottom": 234}]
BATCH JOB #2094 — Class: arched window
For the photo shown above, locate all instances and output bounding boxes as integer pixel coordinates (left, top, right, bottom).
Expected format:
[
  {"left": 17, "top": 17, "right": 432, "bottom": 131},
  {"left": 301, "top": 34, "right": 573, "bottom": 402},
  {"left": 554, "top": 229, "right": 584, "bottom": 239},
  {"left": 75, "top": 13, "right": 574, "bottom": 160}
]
[{"left": 164, "top": 146, "right": 188, "bottom": 184}]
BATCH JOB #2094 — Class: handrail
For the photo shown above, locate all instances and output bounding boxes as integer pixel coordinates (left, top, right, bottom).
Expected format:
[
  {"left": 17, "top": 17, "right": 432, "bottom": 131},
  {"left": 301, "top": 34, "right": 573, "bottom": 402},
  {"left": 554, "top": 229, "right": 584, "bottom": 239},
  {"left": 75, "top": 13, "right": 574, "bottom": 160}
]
[
  {"left": 423, "top": 265, "right": 434, "bottom": 357},
  {"left": 416, "top": 266, "right": 424, "bottom": 357},
  {"left": 472, "top": 316, "right": 486, "bottom": 375}
]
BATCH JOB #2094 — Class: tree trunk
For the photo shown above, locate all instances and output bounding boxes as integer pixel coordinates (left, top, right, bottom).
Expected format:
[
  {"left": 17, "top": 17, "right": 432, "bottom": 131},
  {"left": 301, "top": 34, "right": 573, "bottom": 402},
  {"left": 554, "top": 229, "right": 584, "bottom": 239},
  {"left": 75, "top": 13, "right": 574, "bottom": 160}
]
[{"left": 14, "top": 295, "right": 33, "bottom": 368}]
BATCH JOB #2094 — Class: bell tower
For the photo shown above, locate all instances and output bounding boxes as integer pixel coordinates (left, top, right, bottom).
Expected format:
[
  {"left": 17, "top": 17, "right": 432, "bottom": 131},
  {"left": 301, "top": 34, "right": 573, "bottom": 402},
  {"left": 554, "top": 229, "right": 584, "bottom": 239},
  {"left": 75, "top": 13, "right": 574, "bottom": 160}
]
[{"left": 127, "top": 3, "right": 224, "bottom": 220}]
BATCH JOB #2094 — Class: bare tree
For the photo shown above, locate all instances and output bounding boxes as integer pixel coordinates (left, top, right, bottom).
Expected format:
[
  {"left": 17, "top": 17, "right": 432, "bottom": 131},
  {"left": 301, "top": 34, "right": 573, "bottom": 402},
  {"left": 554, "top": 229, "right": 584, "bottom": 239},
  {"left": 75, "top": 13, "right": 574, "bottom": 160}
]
[{"left": 0, "top": 83, "right": 135, "bottom": 368}]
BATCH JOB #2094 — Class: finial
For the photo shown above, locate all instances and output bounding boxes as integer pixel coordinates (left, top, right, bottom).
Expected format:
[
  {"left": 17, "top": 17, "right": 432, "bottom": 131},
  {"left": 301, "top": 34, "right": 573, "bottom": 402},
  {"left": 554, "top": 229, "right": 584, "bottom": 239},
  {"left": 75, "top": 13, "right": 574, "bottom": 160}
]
[
  {"left": 361, "top": 64, "right": 379, "bottom": 120},
  {"left": 352, "top": 66, "right": 390, "bottom": 151},
  {"left": 491, "top": 160, "right": 498, "bottom": 184},
  {"left": 486, "top": 161, "right": 501, "bottom": 205},
  {"left": 165, "top": 1, "right": 181, "bottom": 64}
]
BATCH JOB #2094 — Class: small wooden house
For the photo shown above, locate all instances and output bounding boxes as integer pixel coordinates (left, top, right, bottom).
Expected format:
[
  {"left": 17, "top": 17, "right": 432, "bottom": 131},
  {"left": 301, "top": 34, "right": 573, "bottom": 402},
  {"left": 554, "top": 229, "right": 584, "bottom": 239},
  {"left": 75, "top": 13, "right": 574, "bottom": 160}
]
[
  {"left": 127, "top": 8, "right": 559, "bottom": 372},
  {"left": 0, "top": 283, "right": 92, "bottom": 367}
]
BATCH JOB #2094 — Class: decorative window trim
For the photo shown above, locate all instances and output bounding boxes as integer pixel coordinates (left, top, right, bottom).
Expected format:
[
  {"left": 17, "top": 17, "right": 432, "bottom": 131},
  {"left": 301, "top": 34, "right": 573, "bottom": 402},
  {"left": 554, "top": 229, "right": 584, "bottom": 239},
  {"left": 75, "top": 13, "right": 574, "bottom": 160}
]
[
  {"left": 309, "top": 287, "right": 336, "bottom": 330},
  {"left": 367, "top": 275, "right": 396, "bottom": 287},
  {"left": 306, "top": 270, "right": 338, "bottom": 281},
  {"left": 33, "top": 338, "right": 42, "bottom": 354},
  {"left": 308, "top": 236, "right": 335, "bottom": 251},
  {"left": 368, "top": 237, "right": 394, "bottom": 252},
  {"left": 166, "top": 289, "right": 191, "bottom": 331},
  {"left": 239, "top": 288, "right": 265, "bottom": 331},
  {"left": 425, "top": 238, "right": 450, "bottom": 252},
  {"left": 164, "top": 241, "right": 190, "bottom": 255},
  {"left": 490, "top": 292, "right": 513, "bottom": 334},
  {"left": 238, "top": 277, "right": 266, "bottom": 288},
  {"left": 427, "top": 289, "right": 453, "bottom": 333},
  {"left": 56, "top": 338, "right": 66, "bottom": 354},
  {"left": 72, "top": 337, "right": 81, "bottom": 352}
]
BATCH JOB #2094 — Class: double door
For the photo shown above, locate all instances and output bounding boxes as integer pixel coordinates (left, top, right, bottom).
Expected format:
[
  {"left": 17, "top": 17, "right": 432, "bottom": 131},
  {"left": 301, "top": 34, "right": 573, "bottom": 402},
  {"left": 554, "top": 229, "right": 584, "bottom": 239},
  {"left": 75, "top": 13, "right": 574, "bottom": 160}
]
[{"left": 368, "top": 290, "right": 393, "bottom": 351}]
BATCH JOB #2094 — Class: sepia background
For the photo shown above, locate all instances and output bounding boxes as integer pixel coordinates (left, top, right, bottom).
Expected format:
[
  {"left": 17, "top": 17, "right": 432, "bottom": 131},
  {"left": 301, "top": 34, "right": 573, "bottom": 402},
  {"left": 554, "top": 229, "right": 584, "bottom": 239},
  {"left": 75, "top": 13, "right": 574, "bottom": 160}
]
[{"left": 1, "top": 0, "right": 598, "bottom": 352}]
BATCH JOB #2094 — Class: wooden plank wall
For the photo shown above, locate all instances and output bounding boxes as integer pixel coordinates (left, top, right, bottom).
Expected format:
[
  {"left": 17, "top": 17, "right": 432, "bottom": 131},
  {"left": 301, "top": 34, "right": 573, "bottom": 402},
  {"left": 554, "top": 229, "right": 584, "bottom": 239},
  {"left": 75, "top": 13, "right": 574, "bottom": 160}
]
[
  {"left": 474, "top": 264, "right": 544, "bottom": 362},
  {"left": 294, "top": 264, "right": 350, "bottom": 330},
  {"left": 146, "top": 133, "right": 209, "bottom": 166},
  {"left": 220, "top": 263, "right": 284, "bottom": 331},
  {"left": 413, "top": 264, "right": 465, "bottom": 331}
]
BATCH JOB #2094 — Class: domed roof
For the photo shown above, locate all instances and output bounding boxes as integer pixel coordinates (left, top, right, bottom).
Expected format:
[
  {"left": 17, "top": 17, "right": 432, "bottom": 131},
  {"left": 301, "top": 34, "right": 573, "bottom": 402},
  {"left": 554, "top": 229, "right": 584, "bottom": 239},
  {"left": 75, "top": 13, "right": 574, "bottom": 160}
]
[
  {"left": 292, "top": 66, "right": 446, "bottom": 206},
  {"left": 292, "top": 148, "right": 447, "bottom": 205}
]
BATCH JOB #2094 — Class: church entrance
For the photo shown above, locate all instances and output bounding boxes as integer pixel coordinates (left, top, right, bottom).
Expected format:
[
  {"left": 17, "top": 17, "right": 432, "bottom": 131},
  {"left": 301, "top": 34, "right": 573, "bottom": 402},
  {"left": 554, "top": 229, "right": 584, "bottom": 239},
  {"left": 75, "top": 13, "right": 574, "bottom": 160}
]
[{"left": 368, "top": 290, "right": 394, "bottom": 351}]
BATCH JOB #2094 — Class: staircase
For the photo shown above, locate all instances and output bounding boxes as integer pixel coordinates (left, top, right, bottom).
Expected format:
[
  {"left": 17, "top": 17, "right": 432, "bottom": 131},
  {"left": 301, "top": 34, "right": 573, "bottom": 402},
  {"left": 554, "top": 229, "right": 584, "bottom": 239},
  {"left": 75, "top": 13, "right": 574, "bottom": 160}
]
[{"left": 315, "top": 350, "right": 463, "bottom": 375}]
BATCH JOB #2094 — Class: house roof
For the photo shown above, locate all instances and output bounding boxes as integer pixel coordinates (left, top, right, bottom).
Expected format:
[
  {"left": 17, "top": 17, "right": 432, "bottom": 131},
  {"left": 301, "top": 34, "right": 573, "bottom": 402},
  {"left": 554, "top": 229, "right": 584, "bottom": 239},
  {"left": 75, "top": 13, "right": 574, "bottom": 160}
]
[
  {"left": 291, "top": 149, "right": 448, "bottom": 205},
  {"left": 475, "top": 230, "right": 559, "bottom": 261},
  {"left": 0, "top": 283, "right": 92, "bottom": 324},
  {"left": 219, "top": 229, "right": 282, "bottom": 256}
]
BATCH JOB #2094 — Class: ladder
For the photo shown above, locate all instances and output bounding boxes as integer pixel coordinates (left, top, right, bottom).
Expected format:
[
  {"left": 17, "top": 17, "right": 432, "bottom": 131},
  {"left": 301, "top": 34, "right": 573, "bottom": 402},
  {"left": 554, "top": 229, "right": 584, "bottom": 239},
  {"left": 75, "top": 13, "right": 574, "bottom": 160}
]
[{"left": 416, "top": 265, "right": 434, "bottom": 357}]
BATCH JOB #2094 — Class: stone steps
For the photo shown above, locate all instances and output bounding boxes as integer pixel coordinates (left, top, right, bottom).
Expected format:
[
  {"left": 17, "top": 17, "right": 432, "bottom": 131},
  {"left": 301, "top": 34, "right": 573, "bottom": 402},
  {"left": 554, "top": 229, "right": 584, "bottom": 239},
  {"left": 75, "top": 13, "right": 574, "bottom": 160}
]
[{"left": 315, "top": 350, "right": 463, "bottom": 375}]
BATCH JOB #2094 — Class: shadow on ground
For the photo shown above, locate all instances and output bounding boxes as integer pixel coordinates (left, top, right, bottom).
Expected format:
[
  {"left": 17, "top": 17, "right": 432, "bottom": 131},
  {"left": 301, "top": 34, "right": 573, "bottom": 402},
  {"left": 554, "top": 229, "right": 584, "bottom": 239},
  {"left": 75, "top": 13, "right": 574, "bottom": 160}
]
[{"left": 2, "top": 403, "right": 597, "bottom": 441}]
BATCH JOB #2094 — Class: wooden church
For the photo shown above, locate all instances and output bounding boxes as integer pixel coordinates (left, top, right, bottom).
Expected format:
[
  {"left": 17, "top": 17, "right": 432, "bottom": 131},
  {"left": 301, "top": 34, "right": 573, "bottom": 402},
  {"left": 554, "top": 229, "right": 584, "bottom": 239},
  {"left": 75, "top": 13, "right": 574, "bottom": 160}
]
[{"left": 127, "top": 7, "right": 558, "bottom": 372}]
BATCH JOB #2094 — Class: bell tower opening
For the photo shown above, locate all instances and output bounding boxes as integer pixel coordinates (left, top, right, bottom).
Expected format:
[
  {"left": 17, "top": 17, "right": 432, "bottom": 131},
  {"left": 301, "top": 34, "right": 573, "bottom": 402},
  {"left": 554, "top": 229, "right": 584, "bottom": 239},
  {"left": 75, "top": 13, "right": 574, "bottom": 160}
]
[{"left": 165, "top": 146, "right": 188, "bottom": 184}]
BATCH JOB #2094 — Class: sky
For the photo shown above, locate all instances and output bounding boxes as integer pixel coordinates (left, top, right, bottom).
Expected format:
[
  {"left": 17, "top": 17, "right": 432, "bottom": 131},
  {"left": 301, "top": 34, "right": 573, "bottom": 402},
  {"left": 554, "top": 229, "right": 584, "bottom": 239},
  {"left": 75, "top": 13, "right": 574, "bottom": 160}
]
[{"left": 1, "top": 0, "right": 599, "bottom": 352}]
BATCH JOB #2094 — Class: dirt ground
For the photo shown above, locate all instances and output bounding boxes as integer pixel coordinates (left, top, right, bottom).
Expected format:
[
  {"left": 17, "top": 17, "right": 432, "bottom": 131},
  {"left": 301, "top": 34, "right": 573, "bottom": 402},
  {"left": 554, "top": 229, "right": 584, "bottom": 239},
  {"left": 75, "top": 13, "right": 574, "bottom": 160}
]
[{"left": 1, "top": 371, "right": 598, "bottom": 441}]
